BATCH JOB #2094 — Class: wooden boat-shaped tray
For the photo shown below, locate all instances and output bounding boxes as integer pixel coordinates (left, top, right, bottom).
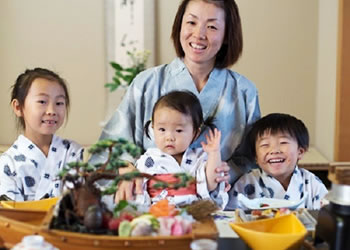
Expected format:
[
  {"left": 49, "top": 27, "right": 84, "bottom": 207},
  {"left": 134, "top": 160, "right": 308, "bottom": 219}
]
[{"left": 0, "top": 207, "right": 218, "bottom": 250}]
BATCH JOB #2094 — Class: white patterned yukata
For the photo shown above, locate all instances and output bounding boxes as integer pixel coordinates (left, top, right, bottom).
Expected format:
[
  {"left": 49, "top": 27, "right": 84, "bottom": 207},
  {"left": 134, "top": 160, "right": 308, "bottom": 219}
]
[
  {"left": 93, "top": 58, "right": 261, "bottom": 185},
  {"left": 226, "top": 166, "right": 328, "bottom": 210},
  {"left": 134, "top": 147, "right": 228, "bottom": 208},
  {"left": 0, "top": 134, "right": 83, "bottom": 201}
]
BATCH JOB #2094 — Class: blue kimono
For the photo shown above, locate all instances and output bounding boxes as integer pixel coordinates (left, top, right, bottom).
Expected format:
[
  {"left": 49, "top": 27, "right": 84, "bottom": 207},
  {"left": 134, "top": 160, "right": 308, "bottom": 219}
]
[
  {"left": 94, "top": 58, "right": 261, "bottom": 184},
  {"left": 0, "top": 135, "right": 83, "bottom": 201},
  {"left": 226, "top": 166, "right": 328, "bottom": 210}
]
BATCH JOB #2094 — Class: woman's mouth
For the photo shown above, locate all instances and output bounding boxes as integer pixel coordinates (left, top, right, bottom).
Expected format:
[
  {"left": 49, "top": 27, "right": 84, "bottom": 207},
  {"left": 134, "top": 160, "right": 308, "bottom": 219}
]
[{"left": 190, "top": 42, "right": 206, "bottom": 50}]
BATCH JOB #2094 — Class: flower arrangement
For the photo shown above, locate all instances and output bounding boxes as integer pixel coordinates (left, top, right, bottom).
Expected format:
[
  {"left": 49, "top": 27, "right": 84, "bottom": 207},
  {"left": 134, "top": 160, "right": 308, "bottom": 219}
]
[{"left": 105, "top": 48, "right": 151, "bottom": 92}]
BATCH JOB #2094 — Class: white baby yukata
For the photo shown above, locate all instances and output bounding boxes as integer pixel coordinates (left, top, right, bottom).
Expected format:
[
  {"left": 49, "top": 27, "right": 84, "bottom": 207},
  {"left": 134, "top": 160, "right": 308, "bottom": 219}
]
[
  {"left": 226, "top": 166, "right": 328, "bottom": 210},
  {"left": 135, "top": 147, "right": 228, "bottom": 209},
  {"left": 0, "top": 134, "right": 83, "bottom": 201}
]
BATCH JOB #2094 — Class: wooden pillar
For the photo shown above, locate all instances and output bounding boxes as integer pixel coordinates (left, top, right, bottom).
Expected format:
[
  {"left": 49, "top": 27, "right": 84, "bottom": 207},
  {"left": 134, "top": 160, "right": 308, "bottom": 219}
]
[{"left": 334, "top": 0, "right": 350, "bottom": 160}]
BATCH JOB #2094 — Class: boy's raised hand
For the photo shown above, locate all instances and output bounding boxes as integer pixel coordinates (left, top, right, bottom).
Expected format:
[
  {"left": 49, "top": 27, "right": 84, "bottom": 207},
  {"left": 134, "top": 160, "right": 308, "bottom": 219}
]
[{"left": 201, "top": 128, "right": 221, "bottom": 153}]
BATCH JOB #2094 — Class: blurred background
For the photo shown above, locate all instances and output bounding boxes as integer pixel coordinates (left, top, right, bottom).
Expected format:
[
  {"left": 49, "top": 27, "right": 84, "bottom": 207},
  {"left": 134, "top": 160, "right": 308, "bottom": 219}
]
[{"left": 0, "top": 0, "right": 343, "bottom": 161}]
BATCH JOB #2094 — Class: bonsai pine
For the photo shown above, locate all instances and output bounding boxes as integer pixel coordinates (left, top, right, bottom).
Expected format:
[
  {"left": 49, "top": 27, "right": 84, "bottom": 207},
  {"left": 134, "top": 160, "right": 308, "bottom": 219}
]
[{"left": 54, "top": 138, "right": 195, "bottom": 233}]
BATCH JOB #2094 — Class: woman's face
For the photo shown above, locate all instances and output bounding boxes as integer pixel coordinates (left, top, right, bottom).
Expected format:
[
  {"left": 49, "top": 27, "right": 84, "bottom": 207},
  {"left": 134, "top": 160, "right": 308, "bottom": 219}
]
[{"left": 180, "top": 0, "right": 226, "bottom": 68}]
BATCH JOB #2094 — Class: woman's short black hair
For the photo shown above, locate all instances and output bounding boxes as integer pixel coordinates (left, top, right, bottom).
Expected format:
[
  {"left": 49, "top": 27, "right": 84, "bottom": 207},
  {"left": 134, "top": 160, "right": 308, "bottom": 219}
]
[
  {"left": 246, "top": 113, "right": 309, "bottom": 159},
  {"left": 144, "top": 90, "right": 215, "bottom": 139},
  {"left": 171, "top": 0, "right": 243, "bottom": 68}
]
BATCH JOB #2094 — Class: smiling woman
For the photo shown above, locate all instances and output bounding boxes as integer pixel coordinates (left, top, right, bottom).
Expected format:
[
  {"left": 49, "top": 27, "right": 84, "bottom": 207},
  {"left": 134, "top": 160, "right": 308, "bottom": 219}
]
[{"left": 96, "top": 0, "right": 261, "bottom": 206}]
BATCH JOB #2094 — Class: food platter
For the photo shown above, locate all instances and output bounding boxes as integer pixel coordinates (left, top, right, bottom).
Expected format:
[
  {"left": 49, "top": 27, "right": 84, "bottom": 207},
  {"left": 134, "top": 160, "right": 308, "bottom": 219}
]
[{"left": 0, "top": 206, "right": 218, "bottom": 250}]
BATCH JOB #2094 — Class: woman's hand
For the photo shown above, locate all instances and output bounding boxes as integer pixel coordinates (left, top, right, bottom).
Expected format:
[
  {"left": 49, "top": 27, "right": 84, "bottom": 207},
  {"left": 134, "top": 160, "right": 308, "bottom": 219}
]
[
  {"left": 114, "top": 162, "right": 143, "bottom": 203},
  {"left": 215, "top": 161, "right": 231, "bottom": 192}
]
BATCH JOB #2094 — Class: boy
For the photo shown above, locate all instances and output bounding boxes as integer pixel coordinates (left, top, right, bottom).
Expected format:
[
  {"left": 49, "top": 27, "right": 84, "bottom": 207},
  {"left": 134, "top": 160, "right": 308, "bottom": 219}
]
[{"left": 226, "top": 113, "right": 328, "bottom": 210}]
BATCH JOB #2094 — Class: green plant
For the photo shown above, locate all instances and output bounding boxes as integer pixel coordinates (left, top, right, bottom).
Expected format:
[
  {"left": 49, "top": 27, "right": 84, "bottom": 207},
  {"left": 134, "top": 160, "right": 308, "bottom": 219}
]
[{"left": 105, "top": 48, "right": 150, "bottom": 92}]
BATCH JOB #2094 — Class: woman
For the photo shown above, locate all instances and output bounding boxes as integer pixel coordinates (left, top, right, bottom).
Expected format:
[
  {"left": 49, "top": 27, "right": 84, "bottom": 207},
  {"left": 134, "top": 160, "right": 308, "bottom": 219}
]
[{"left": 96, "top": 0, "right": 261, "bottom": 203}]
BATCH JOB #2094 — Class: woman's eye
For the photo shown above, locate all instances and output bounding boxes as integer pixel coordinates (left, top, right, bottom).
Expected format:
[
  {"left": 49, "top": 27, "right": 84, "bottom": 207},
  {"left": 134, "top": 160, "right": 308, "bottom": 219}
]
[
  {"left": 56, "top": 101, "right": 65, "bottom": 106},
  {"left": 187, "top": 21, "right": 195, "bottom": 25},
  {"left": 208, "top": 25, "right": 217, "bottom": 30}
]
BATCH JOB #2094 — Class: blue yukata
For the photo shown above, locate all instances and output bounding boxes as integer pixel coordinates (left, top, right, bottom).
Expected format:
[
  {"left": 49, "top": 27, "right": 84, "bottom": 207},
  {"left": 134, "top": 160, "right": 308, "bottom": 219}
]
[
  {"left": 0, "top": 134, "right": 83, "bottom": 201},
  {"left": 134, "top": 147, "right": 228, "bottom": 209},
  {"left": 226, "top": 166, "right": 328, "bottom": 210},
  {"left": 94, "top": 57, "right": 261, "bottom": 184}
]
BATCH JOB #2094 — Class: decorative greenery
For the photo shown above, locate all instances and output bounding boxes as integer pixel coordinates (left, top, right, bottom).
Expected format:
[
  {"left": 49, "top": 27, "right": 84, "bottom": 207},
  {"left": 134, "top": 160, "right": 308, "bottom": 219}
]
[{"left": 105, "top": 48, "right": 150, "bottom": 92}]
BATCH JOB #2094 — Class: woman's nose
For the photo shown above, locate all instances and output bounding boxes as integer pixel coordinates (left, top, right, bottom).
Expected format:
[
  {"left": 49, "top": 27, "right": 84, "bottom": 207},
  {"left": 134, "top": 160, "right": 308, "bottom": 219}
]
[{"left": 194, "top": 25, "right": 206, "bottom": 40}]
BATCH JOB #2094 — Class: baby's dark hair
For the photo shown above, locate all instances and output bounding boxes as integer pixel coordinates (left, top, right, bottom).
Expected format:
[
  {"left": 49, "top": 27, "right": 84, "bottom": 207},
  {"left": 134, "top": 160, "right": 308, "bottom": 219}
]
[
  {"left": 247, "top": 113, "right": 309, "bottom": 158},
  {"left": 11, "top": 68, "right": 70, "bottom": 130},
  {"left": 144, "top": 90, "right": 215, "bottom": 139}
]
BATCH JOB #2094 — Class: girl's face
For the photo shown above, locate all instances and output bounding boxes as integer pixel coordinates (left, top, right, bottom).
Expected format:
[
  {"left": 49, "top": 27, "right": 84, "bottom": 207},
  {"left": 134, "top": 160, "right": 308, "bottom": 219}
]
[
  {"left": 153, "top": 106, "right": 197, "bottom": 163},
  {"left": 13, "top": 78, "right": 67, "bottom": 142},
  {"left": 255, "top": 131, "right": 305, "bottom": 186},
  {"left": 180, "top": 0, "right": 226, "bottom": 68}
]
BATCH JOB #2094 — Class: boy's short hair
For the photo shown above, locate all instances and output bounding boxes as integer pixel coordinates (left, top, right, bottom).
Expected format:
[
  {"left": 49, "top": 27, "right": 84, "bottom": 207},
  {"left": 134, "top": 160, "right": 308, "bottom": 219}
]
[{"left": 246, "top": 113, "right": 309, "bottom": 158}]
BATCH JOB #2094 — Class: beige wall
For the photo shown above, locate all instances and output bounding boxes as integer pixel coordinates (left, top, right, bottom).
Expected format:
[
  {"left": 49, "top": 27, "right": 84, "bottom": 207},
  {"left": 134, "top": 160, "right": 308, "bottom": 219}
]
[
  {"left": 0, "top": 0, "right": 338, "bottom": 160},
  {"left": 315, "top": 0, "right": 338, "bottom": 160},
  {"left": 0, "top": 0, "right": 106, "bottom": 145}
]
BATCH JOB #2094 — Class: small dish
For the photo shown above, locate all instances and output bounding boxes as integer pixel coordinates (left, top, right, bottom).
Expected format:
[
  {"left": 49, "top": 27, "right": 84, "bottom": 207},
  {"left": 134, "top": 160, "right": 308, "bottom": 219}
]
[{"left": 238, "top": 193, "right": 307, "bottom": 210}]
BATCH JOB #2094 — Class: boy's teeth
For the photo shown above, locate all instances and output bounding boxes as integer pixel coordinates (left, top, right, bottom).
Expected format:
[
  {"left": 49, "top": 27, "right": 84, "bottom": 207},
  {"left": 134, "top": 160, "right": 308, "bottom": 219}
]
[{"left": 269, "top": 159, "right": 284, "bottom": 163}]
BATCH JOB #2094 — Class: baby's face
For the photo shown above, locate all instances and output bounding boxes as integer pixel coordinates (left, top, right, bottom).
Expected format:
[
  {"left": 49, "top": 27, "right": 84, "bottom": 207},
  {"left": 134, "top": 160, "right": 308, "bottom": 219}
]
[{"left": 255, "top": 131, "right": 305, "bottom": 185}]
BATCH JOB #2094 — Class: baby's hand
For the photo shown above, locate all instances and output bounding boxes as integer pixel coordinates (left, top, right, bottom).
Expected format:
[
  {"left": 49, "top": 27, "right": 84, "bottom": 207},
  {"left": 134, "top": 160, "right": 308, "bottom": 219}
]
[{"left": 201, "top": 128, "right": 221, "bottom": 153}]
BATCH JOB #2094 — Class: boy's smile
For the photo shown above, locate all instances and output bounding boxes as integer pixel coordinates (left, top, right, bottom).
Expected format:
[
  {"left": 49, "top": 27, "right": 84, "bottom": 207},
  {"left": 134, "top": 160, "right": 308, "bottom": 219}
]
[{"left": 255, "top": 131, "right": 305, "bottom": 189}]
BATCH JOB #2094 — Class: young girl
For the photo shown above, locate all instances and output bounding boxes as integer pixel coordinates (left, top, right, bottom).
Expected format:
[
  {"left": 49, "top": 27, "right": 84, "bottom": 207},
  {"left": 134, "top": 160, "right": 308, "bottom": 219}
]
[
  {"left": 226, "top": 113, "right": 328, "bottom": 210},
  {"left": 0, "top": 68, "right": 83, "bottom": 201},
  {"left": 134, "top": 91, "right": 228, "bottom": 208}
]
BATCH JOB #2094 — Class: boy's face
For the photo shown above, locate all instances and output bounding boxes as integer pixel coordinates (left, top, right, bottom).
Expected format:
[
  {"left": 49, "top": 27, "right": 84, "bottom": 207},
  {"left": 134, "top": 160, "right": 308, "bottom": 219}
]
[{"left": 255, "top": 131, "right": 305, "bottom": 185}]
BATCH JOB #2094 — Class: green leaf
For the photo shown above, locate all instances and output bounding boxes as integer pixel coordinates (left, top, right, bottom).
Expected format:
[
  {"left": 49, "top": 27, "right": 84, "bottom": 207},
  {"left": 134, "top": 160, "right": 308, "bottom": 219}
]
[{"left": 110, "top": 62, "right": 123, "bottom": 71}]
